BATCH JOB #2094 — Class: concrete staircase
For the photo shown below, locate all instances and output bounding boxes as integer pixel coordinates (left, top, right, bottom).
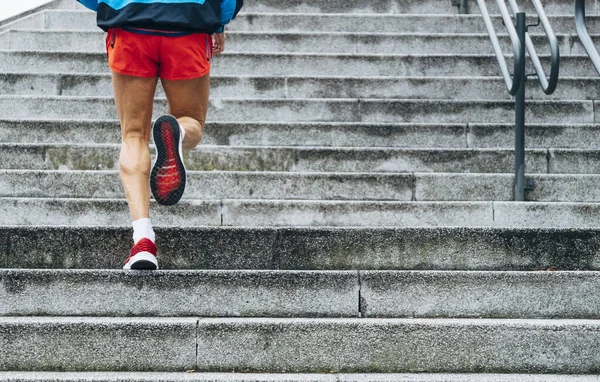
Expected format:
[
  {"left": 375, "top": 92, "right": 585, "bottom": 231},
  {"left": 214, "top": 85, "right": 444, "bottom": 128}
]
[{"left": 1, "top": 0, "right": 600, "bottom": 379}]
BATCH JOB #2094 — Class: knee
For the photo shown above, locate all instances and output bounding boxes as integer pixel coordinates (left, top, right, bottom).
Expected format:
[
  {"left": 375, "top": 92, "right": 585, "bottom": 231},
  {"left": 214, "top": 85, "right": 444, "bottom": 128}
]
[
  {"left": 119, "top": 136, "right": 150, "bottom": 176},
  {"left": 121, "top": 120, "right": 151, "bottom": 143},
  {"left": 180, "top": 117, "right": 204, "bottom": 150},
  {"left": 185, "top": 129, "right": 203, "bottom": 148}
]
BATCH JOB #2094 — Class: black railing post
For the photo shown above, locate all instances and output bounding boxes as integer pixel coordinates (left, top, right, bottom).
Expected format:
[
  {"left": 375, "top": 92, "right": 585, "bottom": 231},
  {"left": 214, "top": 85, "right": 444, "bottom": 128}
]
[
  {"left": 452, "top": 0, "right": 469, "bottom": 14},
  {"left": 514, "top": 12, "right": 527, "bottom": 201}
]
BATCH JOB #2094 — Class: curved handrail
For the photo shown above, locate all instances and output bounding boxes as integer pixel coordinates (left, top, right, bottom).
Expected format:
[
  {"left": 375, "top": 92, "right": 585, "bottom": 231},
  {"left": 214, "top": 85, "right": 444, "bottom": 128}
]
[
  {"left": 506, "top": 0, "right": 559, "bottom": 94},
  {"left": 477, "top": 0, "right": 523, "bottom": 95},
  {"left": 575, "top": 0, "right": 600, "bottom": 76}
]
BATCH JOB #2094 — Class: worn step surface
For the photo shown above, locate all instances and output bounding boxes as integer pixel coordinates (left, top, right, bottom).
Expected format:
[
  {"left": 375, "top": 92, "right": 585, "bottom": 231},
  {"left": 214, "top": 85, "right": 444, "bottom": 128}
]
[
  {"left": 0, "top": 30, "right": 589, "bottom": 56},
  {"left": 1, "top": 373, "right": 599, "bottom": 382},
  {"left": 0, "top": 144, "right": 552, "bottom": 173},
  {"left": 0, "top": 96, "right": 594, "bottom": 124},
  {"left": 0, "top": 270, "right": 359, "bottom": 318},
  {"left": 1, "top": 51, "right": 599, "bottom": 78},
  {"left": 5, "top": 143, "right": 600, "bottom": 174},
  {"left": 240, "top": 0, "right": 593, "bottom": 15},
  {"left": 2, "top": 198, "right": 600, "bottom": 227},
  {"left": 2, "top": 317, "right": 600, "bottom": 373},
  {"left": 1, "top": 0, "right": 599, "bottom": 378},
  {"left": 2, "top": 120, "right": 600, "bottom": 149},
  {"left": 8, "top": 170, "right": 600, "bottom": 200},
  {"left": 1, "top": 226, "right": 598, "bottom": 270},
  {"left": 8, "top": 171, "right": 600, "bottom": 201},
  {"left": 7, "top": 171, "right": 600, "bottom": 201},
  {"left": 7, "top": 73, "right": 600, "bottom": 101},
  {"left": 3, "top": 269, "right": 600, "bottom": 319},
  {"left": 7, "top": 10, "right": 600, "bottom": 35}
]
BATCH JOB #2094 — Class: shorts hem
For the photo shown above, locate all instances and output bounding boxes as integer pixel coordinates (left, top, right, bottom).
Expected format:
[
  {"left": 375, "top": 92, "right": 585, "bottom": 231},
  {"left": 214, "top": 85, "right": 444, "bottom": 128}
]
[
  {"left": 109, "top": 66, "right": 158, "bottom": 79},
  {"left": 160, "top": 69, "right": 211, "bottom": 81}
]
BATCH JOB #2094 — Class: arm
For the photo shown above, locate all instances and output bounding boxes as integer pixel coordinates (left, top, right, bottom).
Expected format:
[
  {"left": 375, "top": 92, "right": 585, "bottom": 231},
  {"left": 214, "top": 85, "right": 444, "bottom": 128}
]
[
  {"left": 213, "top": 0, "right": 242, "bottom": 55},
  {"left": 216, "top": 0, "right": 243, "bottom": 33}
]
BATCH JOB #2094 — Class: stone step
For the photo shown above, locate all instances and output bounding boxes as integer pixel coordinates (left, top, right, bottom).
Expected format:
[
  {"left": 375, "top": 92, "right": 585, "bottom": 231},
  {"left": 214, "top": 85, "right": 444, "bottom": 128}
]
[
  {"left": 7, "top": 171, "right": 600, "bottom": 202},
  {"left": 1, "top": 317, "right": 600, "bottom": 373},
  {"left": 1, "top": 226, "right": 598, "bottom": 270},
  {"left": 11, "top": 170, "right": 600, "bottom": 201},
  {"left": 10, "top": 10, "right": 600, "bottom": 35},
  {"left": 6, "top": 73, "right": 600, "bottom": 101},
  {"left": 0, "top": 96, "right": 593, "bottom": 124},
  {"left": 0, "top": 269, "right": 359, "bottom": 317},
  {"left": 3, "top": 269, "right": 600, "bottom": 319},
  {"left": 3, "top": 198, "right": 600, "bottom": 227},
  {"left": 0, "top": 30, "right": 591, "bottom": 56},
  {"left": 0, "top": 144, "right": 552, "bottom": 173},
  {"left": 25, "top": 10, "right": 600, "bottom": 34},
  {"left": 0, "top": 171, "right": 415, "bottom": 201},
  {"left": 241, "top": 0, "right": 588, "bottom": 15},
  {"left": 0, "top": 373, "right": 598, "bottom": 382},
  {"left": 0, "top": 120, "right": 469, "bottom": 148},
  {"left": 1, "top": 120, "right": 599, "bottom": 150},
  {"left": 1, "top": 51, "right": 599, "bottom": 78}
]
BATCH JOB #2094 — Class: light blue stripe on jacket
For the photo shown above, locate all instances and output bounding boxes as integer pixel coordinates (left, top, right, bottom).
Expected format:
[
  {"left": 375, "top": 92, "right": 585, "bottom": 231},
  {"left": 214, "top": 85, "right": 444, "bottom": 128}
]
[
  {"left": 219, "top": 0, "right": 236, "bottom": 26},
  {"left": 78, "top": 0, "right": 98, "bottom": 11}
]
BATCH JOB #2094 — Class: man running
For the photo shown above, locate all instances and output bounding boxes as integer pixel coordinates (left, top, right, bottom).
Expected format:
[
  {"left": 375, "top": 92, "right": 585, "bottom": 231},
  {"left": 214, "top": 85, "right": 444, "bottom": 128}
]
[{"left": 77, "top": 0, "right": 243, "bottom": 270}]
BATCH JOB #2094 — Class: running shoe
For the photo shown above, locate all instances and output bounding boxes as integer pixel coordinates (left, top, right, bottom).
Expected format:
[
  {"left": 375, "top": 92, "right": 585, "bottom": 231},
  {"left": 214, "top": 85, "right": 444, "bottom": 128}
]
[
  {"left": 150, "top": 115, "right": 186, "bottom": 205},
  {"left": 123, "top": 238, "right": 159, "bottom": 270}
]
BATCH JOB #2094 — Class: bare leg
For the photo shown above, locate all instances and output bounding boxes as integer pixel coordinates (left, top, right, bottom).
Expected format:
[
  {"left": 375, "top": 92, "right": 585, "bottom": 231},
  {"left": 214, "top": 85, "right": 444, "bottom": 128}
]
[
  {"left": 161, "top": 73, "right": 210, "bottom": 150},
  {"left": 112, "top": 71, "right": 158, "bottom": 221}
]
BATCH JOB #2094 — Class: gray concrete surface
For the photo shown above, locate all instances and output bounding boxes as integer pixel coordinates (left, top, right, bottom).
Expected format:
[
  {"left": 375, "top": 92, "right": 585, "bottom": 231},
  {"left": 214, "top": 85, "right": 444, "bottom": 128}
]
[
  {"left": 4, "top": 120, "right": 600, "bottom": 150},
  {"left": 1, "top": 372, "right": 599, "bottom": 381},
  {"left": 468, "top": 123, "right": 600, "bottom": 149},
  {"left": 0, "top": 96, "right": 595, "bottom": 124},
  {"left": 240, "top": 0, "right": 593, "bottom": 15},
  {"left": 195, "top": 317, "right": 600, "bottom": 373},
  {"left": 360, "top": 270, "right": 600, "bottom": 318},
  {"left": 0, "top": 198, "right": 222, "bottom": 226},
  {"left": 0, "top": 270, "right": 359, "bottom": 317},
  {"left": 0, "top": 170, "right": 414, "bottom": 200},
  {"left": 3, "top": 197, "right": 600, "bottom": 226},
  {"left": 0, "top": 317, "right": 196, "bottom": 371},
  {"left": 1, "top": 226, "right": 599, "bottom": 270},
  {"left": 221, "top": 200, "right": 495, "bottom": 227},
  {"left": 9, "top": 10, "right": 600, "bottom": 34},
  {"left": 0, "top": 30, "right": 584, "bottom": 56},
  {"left": 0, "top": 144, "right": 551, "bottom": 173},
  {"left": 5, "top": 73, "right": 600, "bottom": 101},
  {"left": 2, "top": 0, "right": 600, "bottom": 377},
  {"left": 2, "top": 51, "right": 600, "bottom": 77}
]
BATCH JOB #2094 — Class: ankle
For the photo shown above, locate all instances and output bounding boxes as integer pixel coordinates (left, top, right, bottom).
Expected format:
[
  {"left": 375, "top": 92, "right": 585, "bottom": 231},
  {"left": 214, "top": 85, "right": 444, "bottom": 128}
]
[{"left": 132, "top": 218, "right": 155, "bottom": 244}]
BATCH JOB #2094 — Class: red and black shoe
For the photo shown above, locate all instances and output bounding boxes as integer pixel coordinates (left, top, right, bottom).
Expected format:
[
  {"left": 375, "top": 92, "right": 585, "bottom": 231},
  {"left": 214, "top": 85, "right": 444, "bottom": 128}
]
[
  {"left": 123, "top": 238, "right": 159, "bottom": 270},
  {"left": 150, "top": 115, "right": 186, "bottom": 206}
]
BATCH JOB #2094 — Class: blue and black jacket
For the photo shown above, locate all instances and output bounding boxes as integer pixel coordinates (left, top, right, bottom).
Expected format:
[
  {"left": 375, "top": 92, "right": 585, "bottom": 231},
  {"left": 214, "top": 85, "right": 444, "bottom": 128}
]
[{"left": 77, "top": 0, "right": 243, "bottom": 33}]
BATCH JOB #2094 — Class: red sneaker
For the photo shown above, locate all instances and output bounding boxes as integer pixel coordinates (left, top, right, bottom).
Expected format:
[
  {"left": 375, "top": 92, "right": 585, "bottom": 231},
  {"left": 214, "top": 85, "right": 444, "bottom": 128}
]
[
  {"left": 150, "top": 115, "right": 186, "bottom": 206},
  {"left": 123, "top": 238, "right": 159, "bottom": 270}
]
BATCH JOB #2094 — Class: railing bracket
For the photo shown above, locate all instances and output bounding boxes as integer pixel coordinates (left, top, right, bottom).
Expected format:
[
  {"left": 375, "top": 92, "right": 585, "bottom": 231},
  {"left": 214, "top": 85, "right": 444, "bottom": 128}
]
[{"left": 528, "top": 18, "right": 541, "bottom": 29}]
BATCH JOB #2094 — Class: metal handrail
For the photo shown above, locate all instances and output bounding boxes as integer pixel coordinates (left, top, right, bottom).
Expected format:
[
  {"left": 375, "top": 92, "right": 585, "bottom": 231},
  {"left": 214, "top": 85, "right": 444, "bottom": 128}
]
[
  {"left": 477, "top": 0, "right": 523, "bottom": 95},
  {"left": 507, "top": 0, "right": 560, "bottom": 94},
  {"left": 477, "top": 0, "right": 560, "bottom": 201},
  {"left": 575, "top": 0, "right": 600, "bottom": 76}
]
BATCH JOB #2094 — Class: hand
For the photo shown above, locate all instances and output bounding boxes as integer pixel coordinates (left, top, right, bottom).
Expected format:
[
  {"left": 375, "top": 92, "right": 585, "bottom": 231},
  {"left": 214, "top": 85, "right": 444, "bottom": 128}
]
[{"left": 213, "top": 32, "right": 225, "bottom": 56}]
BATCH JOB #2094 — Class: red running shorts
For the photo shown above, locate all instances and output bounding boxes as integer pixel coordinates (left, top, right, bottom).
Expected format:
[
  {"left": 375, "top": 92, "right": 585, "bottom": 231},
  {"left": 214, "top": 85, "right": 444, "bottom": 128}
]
[{"left": 106, "top": 28, "right": 212, "bottom": 80}]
